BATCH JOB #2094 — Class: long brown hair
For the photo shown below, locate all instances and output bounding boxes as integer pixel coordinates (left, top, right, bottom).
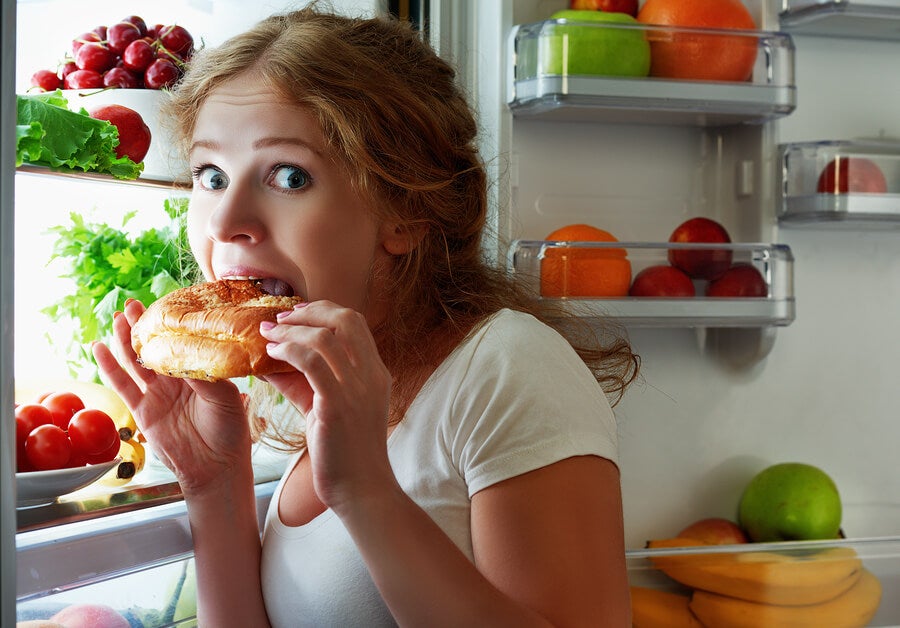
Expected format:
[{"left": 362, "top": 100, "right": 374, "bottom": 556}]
[{"left": 164, "top": 7, "right": 639, "bottom": 443}]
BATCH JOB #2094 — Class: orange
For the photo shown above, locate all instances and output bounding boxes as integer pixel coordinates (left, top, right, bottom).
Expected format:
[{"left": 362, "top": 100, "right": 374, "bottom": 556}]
[
  {"left": 637, "top": 0, "right": 758, "bottom": 82},
  {"left": 540, "top": 224, "right": 632, "bottom": 298}
]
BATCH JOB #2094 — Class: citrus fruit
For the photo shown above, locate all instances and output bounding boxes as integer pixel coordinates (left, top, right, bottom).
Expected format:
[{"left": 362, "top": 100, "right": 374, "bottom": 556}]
[
  {"left": 542, "top": 10, "right": 650, "bottom": 78},
  {"left": 738, "top": 462, "right": 842, "bottom": 542},
  {"left": 637, "top": 0, "right": 758, "bottom": 82},
  {"left": 541, "top": 224, "right": 632, "bottom": 298}
]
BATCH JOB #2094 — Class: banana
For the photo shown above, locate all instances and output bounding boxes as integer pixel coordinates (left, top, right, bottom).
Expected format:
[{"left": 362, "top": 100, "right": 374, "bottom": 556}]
[
  {"left": 99, "top": 437, "right": 146, "bottom": 487},
  {"left": 630, "top": 586, "right": 704, "bottom": 628},
  {"left": 647, "top": 538, "right": 862, "bottom": 605},
  {"left": 689, "top": 567, "right": 882, "bottom": 628}
]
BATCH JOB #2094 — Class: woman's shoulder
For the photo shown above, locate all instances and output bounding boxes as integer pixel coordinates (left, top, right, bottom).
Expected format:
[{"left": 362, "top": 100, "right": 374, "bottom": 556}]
[{"left": 466, "top": 308, "right": 574, "bottom": 361}]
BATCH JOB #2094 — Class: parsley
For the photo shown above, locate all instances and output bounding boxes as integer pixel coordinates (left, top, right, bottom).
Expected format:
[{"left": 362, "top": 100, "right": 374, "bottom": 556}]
[{"left": 42, "top": 197, "right": 199, "bottom": 380}]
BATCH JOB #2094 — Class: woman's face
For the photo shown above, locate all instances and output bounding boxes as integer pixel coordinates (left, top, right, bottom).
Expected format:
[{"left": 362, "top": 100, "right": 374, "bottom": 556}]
[{"left": 187, "top": 72, "right": 397, "bottom": 325}]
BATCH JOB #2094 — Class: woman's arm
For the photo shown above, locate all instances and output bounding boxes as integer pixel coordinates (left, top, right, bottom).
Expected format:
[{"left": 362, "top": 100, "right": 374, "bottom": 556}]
[{"left": 336, "top": 455, "right": 630, "bottom": 628}]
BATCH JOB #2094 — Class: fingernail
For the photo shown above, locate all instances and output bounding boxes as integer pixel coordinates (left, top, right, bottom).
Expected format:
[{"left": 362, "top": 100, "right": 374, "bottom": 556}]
[
  {"left": 294, "top": 302, "right": 308, "bottom": 309},
  {"left": 276, "top": 310, "right": 291, "bottom": 319},
  {"left": 260, "top": 321, "right": 275, "bottom": 331},
  {"left": 124, "top": 298, "right": 135, "bottom": 306},
  {"left": 114, "top": 311, "right": 122, "bottom": 319}
]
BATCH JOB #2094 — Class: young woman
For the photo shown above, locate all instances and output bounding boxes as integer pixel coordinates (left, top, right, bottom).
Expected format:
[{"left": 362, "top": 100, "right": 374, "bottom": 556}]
[{"left": 93, "top": 7, "right": 639, "bottom": 627}]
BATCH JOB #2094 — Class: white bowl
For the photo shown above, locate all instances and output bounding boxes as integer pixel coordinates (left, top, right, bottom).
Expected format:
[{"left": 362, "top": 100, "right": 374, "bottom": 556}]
[
  {"left": 60, "top": 88, "right": 189, "bottom": 184},
  {"left": 16, "top": 458, "right": 121, "bottom": 508}
]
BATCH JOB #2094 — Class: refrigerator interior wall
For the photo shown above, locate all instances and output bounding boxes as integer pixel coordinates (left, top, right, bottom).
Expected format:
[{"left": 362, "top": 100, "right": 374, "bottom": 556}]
[{"left": 468, "top": 0, "right": 900, "bottom": 558}]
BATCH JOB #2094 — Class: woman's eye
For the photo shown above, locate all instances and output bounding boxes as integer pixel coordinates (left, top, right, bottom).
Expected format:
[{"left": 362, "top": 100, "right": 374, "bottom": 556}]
[
  {"left": 272, "top": 165, "right": 310, "bottom": 190},
  {"left": 195, "top": 166, "right": 229, "bottom": 190}
]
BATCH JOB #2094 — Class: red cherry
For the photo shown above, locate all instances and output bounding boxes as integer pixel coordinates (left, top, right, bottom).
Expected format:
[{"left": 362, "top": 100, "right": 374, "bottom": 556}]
[
  {"left": 30, "top": 69, "right": 61, "bottom": 92},
  {"left": 144, "top": 58, "right": 180, "bottom": 89},
  {"left": 64, "top": 69, "right": 104, "bottom": 89},
  {"left": 75, "top": 41, "right": 117, "bottom": 73},
  {"left": 59, "top": 60, "right": 78, "bottom": 80},
  {"left": 158, "top": 25, "right": 194, "bottom": 57},
  {"left": 71, "top": 31, "right": 102, "bottom": 56},
  {"left": 122, "top": 39, "right": 156, "bottom": 72},
  {"left": 122, "top": 15, "right": 148, "bottom": 37},
  {"left": 92, "top": 25, "right": 108, "bottom": 40},
  {"left": 103, "top": 67, "right": 140, "bottom": 89},
  {"left": 107, "top": 21, "right": 142, "bottom": 55}
]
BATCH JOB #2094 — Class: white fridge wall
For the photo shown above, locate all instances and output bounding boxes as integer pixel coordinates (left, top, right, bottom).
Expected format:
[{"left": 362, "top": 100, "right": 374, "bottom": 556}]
[{"left": 462, "top": 0, "right": 900, "bottom": 549}]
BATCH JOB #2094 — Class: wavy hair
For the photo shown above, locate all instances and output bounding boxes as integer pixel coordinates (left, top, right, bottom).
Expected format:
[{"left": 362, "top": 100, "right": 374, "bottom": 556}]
[{"left": 163, "top": 6, "right": 639, "bottom": 443}]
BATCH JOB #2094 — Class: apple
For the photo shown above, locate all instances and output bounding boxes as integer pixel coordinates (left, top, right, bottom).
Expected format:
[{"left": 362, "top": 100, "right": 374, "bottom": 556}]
[
  {"left": 628, "top": 265, "right": 695, "bottom": 297},
  {"left": 87, "top": 104, "right": 152, "bottom": 163},
  {"left": 738, "top": 462, "right": 842, "bottom": 542},
  {"left": 678, "top": 517, "right": 749, "bottom": 545},
  {"left": 543, "top": 10, "right": 650, "bottom": 77},
  {"left": 668, "top": 217, "right": 733, "bottom": 281},
  {"left": 706, "top": 263, "right": 767, "bottom": 298},
  {"left": 50, "top": 603, "right": 130, "bottom": 628},
  {"left": 816, "top": 157, "right": 888, "bottom": 194},
  {"left": 569, "top": 0, "right": 639, "bottom": 17}
]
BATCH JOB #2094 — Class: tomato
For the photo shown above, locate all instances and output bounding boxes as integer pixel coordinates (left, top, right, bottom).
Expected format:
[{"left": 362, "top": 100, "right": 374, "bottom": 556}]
[
  {"left": 25, "top": 424, "right": 72, "bottom": 470},
  {"left": 15, "top": 417, "right": 34, "bottom": 472},
  {"left": 86, "top": 437, "right": 121, "bottom": 464},
  {"left": 15, "top": 403, "right": 53, "bottom": 434},
  {"left": 42, "top": 391, "right": 86, "bottom": 430},
  {"left": 68, "top": 408, "right": 119, "bottom": 457}
]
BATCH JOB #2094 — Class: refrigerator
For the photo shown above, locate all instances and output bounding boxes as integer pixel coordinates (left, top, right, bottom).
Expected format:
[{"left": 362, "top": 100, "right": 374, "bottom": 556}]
[{"left": 4, "top": 0, "right": 900, "bottom": 625}]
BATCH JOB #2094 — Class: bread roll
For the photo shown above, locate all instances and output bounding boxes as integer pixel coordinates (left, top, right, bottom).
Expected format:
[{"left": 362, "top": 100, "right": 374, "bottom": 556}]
[{"left": 131, "top": 279, "right": 304, "bottom": 381}]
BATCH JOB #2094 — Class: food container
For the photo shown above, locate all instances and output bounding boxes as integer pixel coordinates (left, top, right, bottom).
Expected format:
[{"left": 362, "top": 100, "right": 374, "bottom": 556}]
[
  {"left": 508, "top": 19, "right": 796, "bottom": 125},
  {"left": 509, "top": 240, "right": 794, "bottom": 327},
  {"left": 778, "top": 140, "right": 900, "bottom": 228},
  {"left": 60, "top": 88, "right": 190, "bottom": 185},
  {"left": 780, "top": 1, "right": 900, "bottom": 40}
]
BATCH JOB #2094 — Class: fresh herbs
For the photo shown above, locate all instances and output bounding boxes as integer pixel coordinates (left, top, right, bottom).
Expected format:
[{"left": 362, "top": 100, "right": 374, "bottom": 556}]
[{"left": 42, "top": 197, "right": 199, "bottom": 380}]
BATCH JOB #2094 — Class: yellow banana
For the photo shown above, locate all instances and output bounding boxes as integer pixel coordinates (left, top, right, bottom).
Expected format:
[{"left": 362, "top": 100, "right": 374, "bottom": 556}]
[
  {"left": 647, "top": 538, "right": 862, "bottom": 605},
  {"left": 689, "top": 567, "right": 882, "bottom": 628},
  {"left": 630, "top": 586, "right": 704, "bottom": 628},
  {"left": 99, "top": 437, "right": 146, "bottom": 487}
]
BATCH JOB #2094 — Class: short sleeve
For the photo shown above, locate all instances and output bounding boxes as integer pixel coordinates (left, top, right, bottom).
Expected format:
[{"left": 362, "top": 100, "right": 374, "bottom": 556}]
[{"left": 442, "top": 310, "right": 619, "bottom": 497}]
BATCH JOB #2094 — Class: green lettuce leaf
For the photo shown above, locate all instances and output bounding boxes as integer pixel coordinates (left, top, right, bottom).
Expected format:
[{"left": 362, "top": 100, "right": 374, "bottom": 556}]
[{"left": 16, "top": 90, "right": 143, "bottom": 180}]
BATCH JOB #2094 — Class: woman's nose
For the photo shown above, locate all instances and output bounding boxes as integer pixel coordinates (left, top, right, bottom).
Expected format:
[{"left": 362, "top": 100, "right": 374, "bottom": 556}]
[{"left": 205, "top": 183, "right": 265, "bottom": 244}]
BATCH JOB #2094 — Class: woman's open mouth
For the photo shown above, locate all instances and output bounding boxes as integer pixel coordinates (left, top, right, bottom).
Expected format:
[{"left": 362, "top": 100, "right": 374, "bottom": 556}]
[{"left": 221, "top": 275, "right": 296, "bottom": 297}]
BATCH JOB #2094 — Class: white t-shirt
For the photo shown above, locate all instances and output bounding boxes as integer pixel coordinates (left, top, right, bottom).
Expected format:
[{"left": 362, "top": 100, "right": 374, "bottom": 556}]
[{"left": 260, "top": 309, "right": 619, "bottom": 627}]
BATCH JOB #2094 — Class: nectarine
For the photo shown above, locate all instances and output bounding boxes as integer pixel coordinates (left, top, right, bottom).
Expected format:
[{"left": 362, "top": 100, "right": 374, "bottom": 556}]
[
  {"left": 668, "top": 217, "right": 733, "bottom": 281},
  {"left": 706, "top": 263, "right": 767, "bottom": 298}
]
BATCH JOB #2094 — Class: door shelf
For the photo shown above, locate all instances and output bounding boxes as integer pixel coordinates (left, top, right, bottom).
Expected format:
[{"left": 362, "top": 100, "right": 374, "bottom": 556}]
[
  {"left": 509, "top": 241, "right": 795, "bottom": 328},
  {"left": 507, "top": 19, "right": 796, "bottom": 126},
  {"left": 779, "top": 140, "right": 900, "bottom": 229},
  {"left": 780, "top": 1, "right": 900, "bottom": 40}
]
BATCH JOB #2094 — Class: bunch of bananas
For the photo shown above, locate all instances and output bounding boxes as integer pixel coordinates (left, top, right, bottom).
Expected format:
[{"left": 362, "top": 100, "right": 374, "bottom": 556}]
[{"left": 632, "top": 537, "right": 882, "bottom": 627}]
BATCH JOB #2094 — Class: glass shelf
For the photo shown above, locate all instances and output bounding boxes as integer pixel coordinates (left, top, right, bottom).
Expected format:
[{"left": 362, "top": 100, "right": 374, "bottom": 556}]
[
  {"left": 780, "top": 1, "right": 900, "bottom": 40},
  {"left": 509, "top": 240, "right": 795, "bottom": 328},
  {"left": 779, "top": 140, "right": 900, "bottom": 228},
  {"left": 507, "top": 19, "right": 796, "bottom": 126},
  {"left": 16, "top": 164, "right": 190, "bottom": 190}
]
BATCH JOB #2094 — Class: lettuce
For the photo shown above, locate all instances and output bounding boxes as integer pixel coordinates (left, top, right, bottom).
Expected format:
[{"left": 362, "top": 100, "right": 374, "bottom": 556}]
[{"left": 16, "top": 90, "right": 143, "bottom": 180}]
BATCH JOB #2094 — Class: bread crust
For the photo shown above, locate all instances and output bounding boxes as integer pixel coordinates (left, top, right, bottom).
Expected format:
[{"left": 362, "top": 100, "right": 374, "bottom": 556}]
[{"left": 131, "top": 280, "right": 304, "bottom": 381}]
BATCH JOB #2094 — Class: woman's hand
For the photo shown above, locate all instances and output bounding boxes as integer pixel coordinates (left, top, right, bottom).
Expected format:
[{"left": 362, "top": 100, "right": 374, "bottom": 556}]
[
  {"left": 261, "top": 301, "right": 396, "bottom": 514},
  {"left": 91, "top": 299, "right": 252, "bottom": 494}
]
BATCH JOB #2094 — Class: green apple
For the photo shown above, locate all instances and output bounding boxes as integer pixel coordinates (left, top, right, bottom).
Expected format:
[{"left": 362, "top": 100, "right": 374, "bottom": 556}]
[
  {"left": 541, "top": 10, "right": 650, "bottom": 77},
  {"left": 738, "top": 462, "right": 842, "bottom": 542}
]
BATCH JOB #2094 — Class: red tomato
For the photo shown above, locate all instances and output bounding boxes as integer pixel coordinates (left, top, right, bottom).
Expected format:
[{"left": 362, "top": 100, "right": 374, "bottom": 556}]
[
  {"left": 15, "top": 417, "right": 34, "bottom": 472},
  {"left": 15, "top": 403, "right": 53, "bottom": 434},
  {"left": 25, "top": 424, "right": 72, "bottom": 470},
  {"left": 42, "top": 391, "right": 86, "bottom": 430},
  {"left": 68, "top": 408, "right": 118, "bottom": 457},
  {"left": 87, "top": 437, "right": 121, "bottom": 464}
]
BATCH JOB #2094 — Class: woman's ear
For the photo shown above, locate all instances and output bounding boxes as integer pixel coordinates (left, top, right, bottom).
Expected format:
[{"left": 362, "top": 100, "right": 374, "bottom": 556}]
[{"left": 380, "top": 221, "right": 427, "bottom": 255}]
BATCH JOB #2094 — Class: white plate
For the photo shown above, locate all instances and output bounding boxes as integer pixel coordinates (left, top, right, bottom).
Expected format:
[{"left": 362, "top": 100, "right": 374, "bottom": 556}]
[{"left": 16, "top": 458, "right": 120, "bottom": 508}]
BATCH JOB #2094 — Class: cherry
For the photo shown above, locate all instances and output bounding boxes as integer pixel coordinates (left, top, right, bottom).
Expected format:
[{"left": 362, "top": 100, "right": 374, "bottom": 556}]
[
  {"left": 158, "top": 25, "right": 193, "bottom": 57},
  {"left": 64, "top": 69, "right": 103, "bottom": 89},
  {"left": 59, "top": 60, "right": 78, "bottom": 81},
  {"left": 75, "top": 42, "right": 117, "bottom": 73},
  {"left": 107, "top": 21, "right": 142, "bottom": 55},
  {"left": 122, "top": 15, "right": 148, "bottom": 37},
  {"left": 144, "top": 58, "right": 180, "bottom": 89},
  {"left": 92, "top": 25, "right": 108, "bottom": 40},
  {"left": 122, "top": 39, "right": 156, "bottom": 72},
  {"left": 30, "top": 69, "right": 61, "bottom": 92},
  {"left": 71, "top": 31, "right": 101, "bottom": 56},
  {"left": 103, "top": 66, "right": 140, "bottom": 89}
]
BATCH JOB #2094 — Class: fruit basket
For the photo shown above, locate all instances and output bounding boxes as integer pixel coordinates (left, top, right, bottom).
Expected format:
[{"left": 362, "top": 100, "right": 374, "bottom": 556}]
[
  {"left": 626, "top": 537, "right": 899, "bottom": 626},
  {"left": 778, "top": 140, "right": 900, "bottom": 228},
  {"left": 509, "top": 240, "right": 794, "bottom": 327},
  {"left": 780, "top": 1, "right": 900, "bottom": 41},
  {"left": 507, "top": 19, "right": 796, "bottom": 125}
]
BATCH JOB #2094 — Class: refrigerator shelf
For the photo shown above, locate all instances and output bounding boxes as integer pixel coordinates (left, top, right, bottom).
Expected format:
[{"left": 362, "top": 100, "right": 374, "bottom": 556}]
[
  {"left": 510, "top": 240, "right": 795, "bottom": 328},
  {"left": 507, "top": 19, "right": 796, "bottom": 126},
  {"left": 16, "top": 164, "right": 190, "bottom": 190},
  {"left": 779, "top": 140, "right": 900, "bottom": 228},
  {"left": 780, "top": 1, "right": 900, "bottom": 40}
]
